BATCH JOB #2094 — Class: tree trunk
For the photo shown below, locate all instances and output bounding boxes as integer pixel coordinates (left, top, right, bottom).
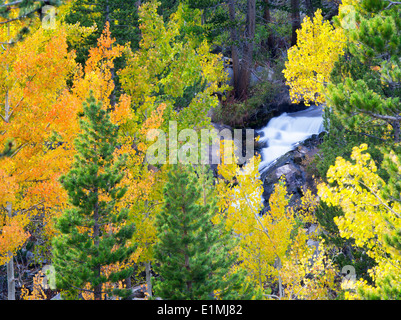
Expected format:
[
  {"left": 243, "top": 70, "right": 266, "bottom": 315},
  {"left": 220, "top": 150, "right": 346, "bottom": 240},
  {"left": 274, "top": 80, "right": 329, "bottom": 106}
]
[
  {"left": 228, "top": 0, "right": 255, "bottom": 100},
  {"left": 291, "top": 0, "right": 301, "bottom": 46},
  {"left": 237, "top": 0, "right": 256, "bottom": 99},
  {"left": 304, "top": 0, "right": 314, "bottom": 18},
  {"left": 6, "top": 203, "right": 15, "bottom": 300},
  {"left": 4, "top": 24, "right": 15, "bottom": 301},
  {"left": 275, "top": 256, "right": 284, "bottom": 299},
  {"left": 4, "top": 23, "right": 11, "bottom": 124},
  {"left": 143, "top": 201, "right": 152, "bottom": 298},
  {"left": 263, "top": 0, "right": 275, "bottom": 56},
  {"left": 145, "top": 261, "right": 152, "bottom": 298},
  {"left": 93, "top": 189, "right": 102, "bottom": 300},
  {"left": 228, "top": 0, "right": 240, "bottom": 99},
  {"left": 125, "top": 275, "right": 132, "bottom": 292}
]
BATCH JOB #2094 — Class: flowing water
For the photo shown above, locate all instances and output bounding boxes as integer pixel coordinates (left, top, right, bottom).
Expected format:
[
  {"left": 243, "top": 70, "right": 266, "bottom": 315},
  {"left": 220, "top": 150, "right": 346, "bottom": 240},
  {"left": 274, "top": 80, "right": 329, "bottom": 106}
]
[{"left": 257, "top": 105, "right": 325, "bottom": 174}]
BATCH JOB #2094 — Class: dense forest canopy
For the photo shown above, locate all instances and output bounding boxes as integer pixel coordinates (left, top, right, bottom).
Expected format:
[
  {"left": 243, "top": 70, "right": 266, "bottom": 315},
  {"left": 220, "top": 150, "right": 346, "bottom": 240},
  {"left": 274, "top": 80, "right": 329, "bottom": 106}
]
[{"left": 0, "top": 0, "right": 401, "bottom": 302}]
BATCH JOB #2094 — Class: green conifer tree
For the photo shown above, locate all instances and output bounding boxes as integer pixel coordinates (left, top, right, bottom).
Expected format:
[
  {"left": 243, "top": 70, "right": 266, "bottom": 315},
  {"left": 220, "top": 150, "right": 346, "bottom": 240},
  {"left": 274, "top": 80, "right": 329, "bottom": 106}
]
[
  {"left": 328, "top": 0, "right": 401, "bottom": 143},
  {"left": 0, "top": 139, "right": 14, "bottom": 159},
  {"left": 52, "top": 93, "right": 136, "bottom": 300},
  {"left": 319, "top": 0, "right": 401, "bottom": 299},
  {"left": 153, "top": 164, "right": 256, "bottom": 300}
]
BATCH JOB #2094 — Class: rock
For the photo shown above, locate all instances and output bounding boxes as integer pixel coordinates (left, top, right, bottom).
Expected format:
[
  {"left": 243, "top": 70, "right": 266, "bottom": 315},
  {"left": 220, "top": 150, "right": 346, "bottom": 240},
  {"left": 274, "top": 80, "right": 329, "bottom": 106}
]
[
  {"left": 293, "top": 150, "right": 305, "bottom": 164},
  {"left": 264, "top": 163, "right": 304, "bottom": 207},
  {"left": 273, "top": 164, "right": 297, "bottom": 179},
  {"left": 307, "top": 239, "right": 319, "bottom": 248},
  {"left": 51, "top": 293, "right": 62, "bottom": 300},
  {"left": 307, "top": 239, "right": 320, "bottom": 258},
  {"left": 307, "top": 223, "right": 319, "bottom": 235},
  {"left": 211, "top": 122, "right": 233, "bottom": 134},
  {"left": 261, "top": 134, "right": 323, "bottom": 209},
  {"left": 250, "top": 65, "right": 274, "bottom": 87},
  {"left": 225, "top": 67, "right": 234, "bottom": 87},
  {"left": 250, "top": 72, "right": 259, "bottom": 87}
]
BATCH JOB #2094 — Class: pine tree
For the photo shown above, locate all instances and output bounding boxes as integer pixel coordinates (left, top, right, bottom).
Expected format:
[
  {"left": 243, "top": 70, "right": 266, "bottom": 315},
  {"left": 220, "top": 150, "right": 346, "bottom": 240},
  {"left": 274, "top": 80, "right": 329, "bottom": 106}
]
[
  {"left": 52, "top": 93, "right": 136, "bottom": 300},
  {"left": 327, "top": 0, "right": 401, "bottom": 142},
  {"left": 0, "top": 140, "right": 13, "bottom": 159},
  {"left": 153, "top": 164, "right": 254, "bottom": 300}
]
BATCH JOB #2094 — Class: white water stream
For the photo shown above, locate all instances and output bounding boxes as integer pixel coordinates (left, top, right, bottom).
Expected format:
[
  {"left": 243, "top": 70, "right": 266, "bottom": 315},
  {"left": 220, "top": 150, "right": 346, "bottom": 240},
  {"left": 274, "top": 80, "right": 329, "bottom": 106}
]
[{"left": 258, "top": 105, "right": 325, "bottom": 174}]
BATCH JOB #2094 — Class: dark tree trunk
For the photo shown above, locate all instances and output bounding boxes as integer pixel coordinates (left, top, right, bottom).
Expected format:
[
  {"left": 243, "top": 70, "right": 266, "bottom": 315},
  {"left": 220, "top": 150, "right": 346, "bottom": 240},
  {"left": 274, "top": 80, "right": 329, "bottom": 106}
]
[
  {"left": 304, "top": 0, "right": 314, "bottom": 18},
  {"left": 263, "top": 0, "right": 275, "bottom": 56},
  {"left": 93, "top": 189, "right": 102, "bottom": 300},
  {"left": 237, "top": 0, "right": 255, "bottom": 99},
  {"left": 291, "top": 0, "right": 301, "bottom": 46},
  {"left": 228, "top": 0, "right": 240, "bottom": 98},
  {"left": 6, "top": 203, "right": 15, "bottom": 300},
  {"left": 228, "top": 0, "right": 255, "bottom": 100}
]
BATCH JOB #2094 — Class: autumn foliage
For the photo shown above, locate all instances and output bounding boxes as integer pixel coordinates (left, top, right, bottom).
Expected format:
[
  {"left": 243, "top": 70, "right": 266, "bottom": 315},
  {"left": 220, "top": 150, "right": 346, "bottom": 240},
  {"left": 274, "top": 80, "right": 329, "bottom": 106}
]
[
  {"left": 283, "top": 9, "right": 346, "bottom": 105},
  {"left": 3, "top": 0, "right": 401, "bottom": 302}
]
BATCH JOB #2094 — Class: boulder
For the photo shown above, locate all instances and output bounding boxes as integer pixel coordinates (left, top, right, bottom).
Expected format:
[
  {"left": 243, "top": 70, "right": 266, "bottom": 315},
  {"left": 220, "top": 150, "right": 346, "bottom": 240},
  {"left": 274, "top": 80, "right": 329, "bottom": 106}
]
[
  {"left": 261, "top": 133, "right": 324, "bottom": 210},
  {"left": 263, "top": 162, "right": 304, "bottom": 208},
  {"left": 250, "top": 65, "right": 274, "bottom": 87}
]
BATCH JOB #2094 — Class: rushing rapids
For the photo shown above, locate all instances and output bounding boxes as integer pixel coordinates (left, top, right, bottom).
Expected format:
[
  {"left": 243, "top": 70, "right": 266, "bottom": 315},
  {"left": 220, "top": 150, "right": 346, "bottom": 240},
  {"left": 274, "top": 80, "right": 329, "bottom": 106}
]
[{"left": 257, "top": 105, "right": 325, "bottom": 174}]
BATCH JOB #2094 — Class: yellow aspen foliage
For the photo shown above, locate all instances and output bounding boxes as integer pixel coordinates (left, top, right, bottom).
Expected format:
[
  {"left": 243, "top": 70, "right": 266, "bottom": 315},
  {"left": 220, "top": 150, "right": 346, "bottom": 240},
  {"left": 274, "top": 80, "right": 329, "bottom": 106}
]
[
  {"left": 0, "top": 24, "right": 78, "bottom": 262},
  {"left": 119, "top": 0, "right": 228, "bottom": 132},
  {"left": 0, "top": 214, "right": 30, "bottom": 265},
  {"left": 115, "top": 103, "right": 167, "bottom": 269},
  {"left": 217, "top": 142, "right": 337, "bottom": 299},
  {"left": 20, "top": 271, "right": 47, "bottom": 300},
  {"left": 283, "top": 9, "right": 346, "bottom": 105},
  {"left": 318, "top": 144, "right": 401, "bottom": 299}
]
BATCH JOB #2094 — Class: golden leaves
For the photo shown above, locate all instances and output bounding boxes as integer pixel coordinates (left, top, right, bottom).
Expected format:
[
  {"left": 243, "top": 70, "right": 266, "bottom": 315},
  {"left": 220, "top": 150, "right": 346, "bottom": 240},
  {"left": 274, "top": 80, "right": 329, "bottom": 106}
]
[
  {"left": 0, "top": 24, "right": 79, "bottom": 258},
  {"left": 0, "top": 214, "right": 30, "bottom": 265},
  {"left": 318, "top": 144, "right": 401, "bottom": 299},
  {"left": 216, "top": 148, "right": 335, "bottom": 298},
  {"left": 20, "top": 271, "right": 48, "bottom": 300},
  {"left": 283, "top": 9, "right": 346, "bottom": 105},
  {"left": 119, "top": 1, "right": 226, "bottom": 131}
]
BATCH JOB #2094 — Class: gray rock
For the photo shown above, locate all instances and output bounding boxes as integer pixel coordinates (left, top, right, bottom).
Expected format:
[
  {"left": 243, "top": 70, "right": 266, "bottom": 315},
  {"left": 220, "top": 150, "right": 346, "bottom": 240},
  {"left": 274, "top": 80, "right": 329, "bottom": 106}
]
[
  {"left": 261, "top": 134, "right": 323, "bottom": 210},
  {"left": 307, "top": 239, "right": 320, "bottom": 259},
  {"left": 51, "top": 293, "right": 62, "bottom": 300},
  {"left": 225, "top": 67, "right": 234, "bottom": 87},
  {"left": 307, "top": 239, "right": 319, "bottom": 249},
  {"left": 307, "top": 223, "right": 319, "bottom": 235}
]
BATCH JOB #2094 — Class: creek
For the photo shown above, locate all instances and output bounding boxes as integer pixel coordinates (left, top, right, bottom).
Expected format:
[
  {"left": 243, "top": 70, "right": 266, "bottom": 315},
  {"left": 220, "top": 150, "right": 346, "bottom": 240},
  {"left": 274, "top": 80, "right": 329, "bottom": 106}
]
[{"left": 257, "top": 105, "right": 325, "bottom": 174}]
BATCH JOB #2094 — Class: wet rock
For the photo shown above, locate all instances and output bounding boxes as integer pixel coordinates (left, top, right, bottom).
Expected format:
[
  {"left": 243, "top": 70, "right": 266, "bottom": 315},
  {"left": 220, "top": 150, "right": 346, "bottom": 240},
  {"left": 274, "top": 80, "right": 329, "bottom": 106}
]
[{"left": 261, "top": 134, "right": 323, "bottom": 209}]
